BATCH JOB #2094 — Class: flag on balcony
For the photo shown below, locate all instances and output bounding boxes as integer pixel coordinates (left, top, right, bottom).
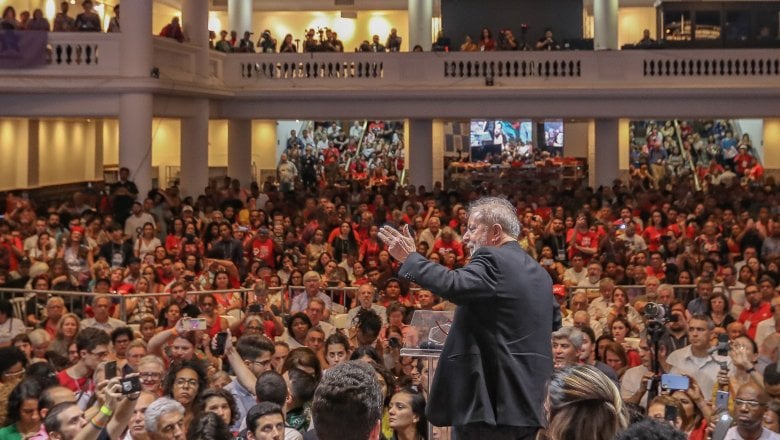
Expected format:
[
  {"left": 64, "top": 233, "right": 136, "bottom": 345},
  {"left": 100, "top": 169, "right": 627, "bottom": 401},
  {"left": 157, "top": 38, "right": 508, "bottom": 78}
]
[{"left": 0, "top": 30, "right": 47, "bottom": 69}]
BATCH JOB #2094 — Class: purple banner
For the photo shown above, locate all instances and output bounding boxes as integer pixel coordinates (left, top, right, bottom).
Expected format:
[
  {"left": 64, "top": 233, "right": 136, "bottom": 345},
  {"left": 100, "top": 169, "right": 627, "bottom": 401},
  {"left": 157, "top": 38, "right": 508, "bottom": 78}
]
[{"left": 0, "top": 30, "right": 47, "bottom": 69}]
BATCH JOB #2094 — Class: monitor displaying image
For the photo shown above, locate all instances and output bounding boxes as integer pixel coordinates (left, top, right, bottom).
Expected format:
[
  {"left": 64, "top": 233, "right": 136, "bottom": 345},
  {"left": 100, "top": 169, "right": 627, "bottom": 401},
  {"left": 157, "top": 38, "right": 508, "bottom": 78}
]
[
  {"left": 469, "top": 119, "right": 533, "bottom": 161},
  {"left": 541, "top": 120, "right": 564, "bottom": 156}
]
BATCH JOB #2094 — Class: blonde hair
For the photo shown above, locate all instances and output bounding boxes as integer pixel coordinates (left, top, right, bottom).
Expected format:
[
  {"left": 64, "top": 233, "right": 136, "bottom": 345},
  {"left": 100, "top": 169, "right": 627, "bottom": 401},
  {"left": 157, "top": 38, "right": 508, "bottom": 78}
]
[{"left": 546, "top": 365, "right": 628, "bottom": 440}]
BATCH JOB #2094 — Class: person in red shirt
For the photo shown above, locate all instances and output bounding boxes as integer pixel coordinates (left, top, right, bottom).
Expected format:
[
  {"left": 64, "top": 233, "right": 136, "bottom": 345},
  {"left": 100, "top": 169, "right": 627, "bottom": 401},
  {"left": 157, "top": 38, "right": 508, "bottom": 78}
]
[
  {"left": 432, "top": 227, "right": 464, "bottom": 263},
  {"left": 247, "top": 227, "right": 277, "bottom": 270},
  {"left": 567, "top": 216, "right": 598, "bottom": 262},
  {"left": 738, "top": 284, "right": 772, "bottom": 340},
  {"left": 642, "top": 210, "right": 668, "bottom": 252},
  {"left": 56, "top": 327, "right": 110, "bottom": 408},
  {"left": 733, "top": 145, "right": 753, "bottom": 176}
]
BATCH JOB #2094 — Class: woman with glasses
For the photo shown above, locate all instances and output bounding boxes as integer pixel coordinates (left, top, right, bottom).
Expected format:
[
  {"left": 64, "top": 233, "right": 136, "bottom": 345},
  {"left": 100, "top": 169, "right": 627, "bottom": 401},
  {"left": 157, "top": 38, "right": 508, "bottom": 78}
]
[
  {"left": 162, "top": 359, "right": 208, "bottom": 435},
  {"left": 137, "top": 354, "right": 165, "bottom": 395}
]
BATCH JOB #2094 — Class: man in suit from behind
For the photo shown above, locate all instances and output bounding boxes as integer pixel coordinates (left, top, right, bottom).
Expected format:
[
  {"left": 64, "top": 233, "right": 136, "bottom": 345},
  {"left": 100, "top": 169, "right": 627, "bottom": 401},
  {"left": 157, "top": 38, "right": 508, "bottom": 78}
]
[{"left": 380, "top": 196, "right": 559, "bottom": 440}]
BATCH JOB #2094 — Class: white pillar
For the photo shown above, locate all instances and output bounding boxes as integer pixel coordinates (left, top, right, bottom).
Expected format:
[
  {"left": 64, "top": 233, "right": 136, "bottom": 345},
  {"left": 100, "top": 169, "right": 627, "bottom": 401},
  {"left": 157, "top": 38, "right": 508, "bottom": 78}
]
[
  {"left": 180, "top": 99, "right": 210, "bottom": 198},
  {"left": 408, "top": 0, "right": 433, "bottom": 51},
  {"left": 228, "top": 119, "right": 252, "bottom": 186},
  {"left": 408, "top": 119, "right": 434, "bottom": 190},
  {"left": 594, "top": 0, "right": 619, "bottom": 51},
  {"left": 120, "top": 0, "right": 152, "bottom": 77},
  {"left": 182, "top": 0, "right": 210, "bottom": 78},
  {"left": 594, "top": 119, "right": 620, "bottom": 189},
  {"left": 119, "top": 94, "right": 154, "bottom": 198},
  {"left": 118, "top": 0, "right": 153, "bottom": 196},
  {"left": 228, "top": 0, "right": 253, "bottom": 37}
]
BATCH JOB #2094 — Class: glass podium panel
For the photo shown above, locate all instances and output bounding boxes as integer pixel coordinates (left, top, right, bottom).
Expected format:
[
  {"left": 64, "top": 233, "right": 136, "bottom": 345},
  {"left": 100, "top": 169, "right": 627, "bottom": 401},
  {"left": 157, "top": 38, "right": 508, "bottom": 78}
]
[{"left": 400, "top": 310, "right": 454, "bottom": 440}]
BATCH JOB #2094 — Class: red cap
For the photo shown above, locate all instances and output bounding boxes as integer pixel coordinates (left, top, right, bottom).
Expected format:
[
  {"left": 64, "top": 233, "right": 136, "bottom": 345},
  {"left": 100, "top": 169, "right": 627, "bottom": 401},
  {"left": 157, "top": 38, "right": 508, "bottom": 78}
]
[
  {"left": 552, "top": 284, "right": 566, "bottom": 298},
  {"left": 70, "top": 226, "right": 85, "bottom": 235}
]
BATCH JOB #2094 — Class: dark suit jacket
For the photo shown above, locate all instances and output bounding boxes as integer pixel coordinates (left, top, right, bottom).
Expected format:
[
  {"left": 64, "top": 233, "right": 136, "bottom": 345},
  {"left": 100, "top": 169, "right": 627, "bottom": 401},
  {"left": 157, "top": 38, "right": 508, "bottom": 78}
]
[{"left": 399, "top": 241, "right": 556, "bottom": 428}]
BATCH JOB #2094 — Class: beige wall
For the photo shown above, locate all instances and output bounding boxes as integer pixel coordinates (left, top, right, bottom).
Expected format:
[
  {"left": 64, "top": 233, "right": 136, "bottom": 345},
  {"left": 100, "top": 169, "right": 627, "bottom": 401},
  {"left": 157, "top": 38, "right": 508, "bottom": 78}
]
[
  {"left": 150, "top": 118, "right": 181, "bottom": 187},
  {"left": 38, "top": 119, "right": 97, "bottom": 186},
  {"left": 208, "top": 119, "right": 228, "bottom": 167},
  {"left": 564, "top": 121, "right": 589, "bottom": 158},
  {"left": 252, "top": 120, "right": 278, "bottom": 182},
  {"left": 0, "top": 119, "right": 29, "bottom": 189},
  {"left": 619, "top": 7, "right": 656, "bottom": 47},
  {"left": 763, "top": 119, "right": 780, "bottom": 170},
  {"left": 103, "top": 119, "right": 119, "bottom": 167}
]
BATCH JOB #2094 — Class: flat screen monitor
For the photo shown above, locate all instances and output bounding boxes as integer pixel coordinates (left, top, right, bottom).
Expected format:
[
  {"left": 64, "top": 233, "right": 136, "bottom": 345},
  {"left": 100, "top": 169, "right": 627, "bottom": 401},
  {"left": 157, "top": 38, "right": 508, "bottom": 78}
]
[{"left": 469, "top": 119, "right": 533, "bottom": 161}]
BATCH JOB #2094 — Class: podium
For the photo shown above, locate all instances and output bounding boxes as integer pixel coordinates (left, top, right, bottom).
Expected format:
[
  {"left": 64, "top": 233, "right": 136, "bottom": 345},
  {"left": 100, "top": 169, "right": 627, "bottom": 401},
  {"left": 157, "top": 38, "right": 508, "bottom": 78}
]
[{"left": 400, "top": 310, "right": 454, "bottom": 440}]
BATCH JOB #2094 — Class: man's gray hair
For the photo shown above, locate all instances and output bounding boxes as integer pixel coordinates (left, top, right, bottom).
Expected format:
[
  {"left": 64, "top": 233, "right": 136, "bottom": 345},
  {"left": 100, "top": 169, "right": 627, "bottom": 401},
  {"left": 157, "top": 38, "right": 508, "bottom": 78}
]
[
  {"left": 552, "top": 326, "right": 585, "bottom": 351},
  {"left": 144, "top": 397, "right": 184, "bottom": 433},
  {"left": 468, "top": 197, "right": 521, "bottom": 239}
]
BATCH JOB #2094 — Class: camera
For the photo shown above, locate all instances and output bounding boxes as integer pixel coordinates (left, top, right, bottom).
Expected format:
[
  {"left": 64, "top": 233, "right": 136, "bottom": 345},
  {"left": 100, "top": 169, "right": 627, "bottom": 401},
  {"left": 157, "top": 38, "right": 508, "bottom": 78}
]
[
  {"left": 120, "top": 376, "right": 142, "bottom": 394},
  {"left": 388, "top": 337, "right": 401, "bottom": 349},
  {"left": 644, "top": 302, "right": 670, "bottom": 322},
  {"left": 183, "top": 274, "right": 195, "bottom": 282},
  {"left": 184, "top": 233, "right": 195, "bottom": 242},
  {"left": 248, "top": 304, "right": 264, "bottom": 314}
]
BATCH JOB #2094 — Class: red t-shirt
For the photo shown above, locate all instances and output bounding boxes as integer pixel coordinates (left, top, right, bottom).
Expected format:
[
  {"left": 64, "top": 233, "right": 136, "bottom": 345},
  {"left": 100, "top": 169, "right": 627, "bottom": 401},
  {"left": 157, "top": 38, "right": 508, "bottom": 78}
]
[
  {"left": 250, "top": 238, "right": 276, "bottom": 269},
  {"left": 739, "top": 302, "right": 773, "bottom": 340},
  {"left": 57, "top": 370, "right": 93, "bottom": 395}
]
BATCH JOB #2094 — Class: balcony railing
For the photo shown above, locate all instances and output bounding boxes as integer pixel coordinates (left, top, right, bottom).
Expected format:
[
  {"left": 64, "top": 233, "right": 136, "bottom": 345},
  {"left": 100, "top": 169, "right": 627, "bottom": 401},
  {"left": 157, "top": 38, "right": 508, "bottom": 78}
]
[{"left": 3, "top": 33, "right": 780, "bottom": 92}]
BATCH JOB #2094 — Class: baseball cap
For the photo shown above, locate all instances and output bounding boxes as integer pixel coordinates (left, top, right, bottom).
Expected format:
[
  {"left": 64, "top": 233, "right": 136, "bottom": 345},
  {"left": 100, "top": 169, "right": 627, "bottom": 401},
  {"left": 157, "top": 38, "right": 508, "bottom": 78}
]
[{"left": 552, "top": 284, "right": 566, "bottom": 298}]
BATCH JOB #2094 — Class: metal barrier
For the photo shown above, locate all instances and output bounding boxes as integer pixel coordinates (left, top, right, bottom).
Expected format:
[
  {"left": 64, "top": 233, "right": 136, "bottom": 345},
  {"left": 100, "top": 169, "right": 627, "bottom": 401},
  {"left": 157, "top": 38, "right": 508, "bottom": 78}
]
[{"left": 0, "top": 285, "right": 382, "bottom": 323}]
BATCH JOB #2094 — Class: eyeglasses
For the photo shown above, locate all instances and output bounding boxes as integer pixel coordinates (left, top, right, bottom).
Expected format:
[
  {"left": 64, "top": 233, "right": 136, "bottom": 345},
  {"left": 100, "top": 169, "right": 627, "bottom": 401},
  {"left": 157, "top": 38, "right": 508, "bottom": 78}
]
[
  {"left": 139, "top": 372, "right": 162, "bottom": 379},
  {"left": 174, "top": 378, "right": 198, "bottom": 388},
  {"left": 734, "top": 399, "right": 764, "bottom": 409}
]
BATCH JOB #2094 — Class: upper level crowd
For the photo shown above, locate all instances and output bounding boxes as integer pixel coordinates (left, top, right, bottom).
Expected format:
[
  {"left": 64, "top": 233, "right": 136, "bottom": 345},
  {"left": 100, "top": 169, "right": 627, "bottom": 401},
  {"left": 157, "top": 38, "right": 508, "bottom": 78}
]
[{"left": 0, "top": 113, "right": 777, "bottom": 439}]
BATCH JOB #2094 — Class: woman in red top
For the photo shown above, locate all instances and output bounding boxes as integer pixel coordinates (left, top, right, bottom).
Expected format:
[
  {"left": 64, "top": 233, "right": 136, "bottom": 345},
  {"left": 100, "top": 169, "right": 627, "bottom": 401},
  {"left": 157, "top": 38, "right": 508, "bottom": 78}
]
[
  {"left": 197, "top": 293, "right": 229, "bottom": 339},
  {"left": 478, "top": 27, "right": 495, "bottom": 51},
  {"left": 165, "top": 217, "right": 186, "bottom": 257},
  {"left": 642, "top": 210, "right": 668, "bottom": 252},
  {"left": 211, "top": 268, "right": 242, "bottom": 314},
  {"left": 358, "top": 225, "right": 383, "bottom": 267},
  {"left": 567, "top": 215, "right": 598, "bottom": 263}
]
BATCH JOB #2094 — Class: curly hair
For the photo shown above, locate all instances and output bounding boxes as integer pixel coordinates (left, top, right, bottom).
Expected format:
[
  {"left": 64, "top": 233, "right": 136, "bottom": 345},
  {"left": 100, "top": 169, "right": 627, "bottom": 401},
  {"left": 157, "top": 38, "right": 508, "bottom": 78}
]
[{"left": 198, "top": 387, "right": 239, "bottom": 426}]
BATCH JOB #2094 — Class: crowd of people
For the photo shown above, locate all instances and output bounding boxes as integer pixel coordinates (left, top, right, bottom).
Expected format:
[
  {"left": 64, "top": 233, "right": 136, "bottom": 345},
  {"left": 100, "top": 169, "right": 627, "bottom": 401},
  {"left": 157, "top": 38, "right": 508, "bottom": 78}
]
[
  {"left": 0, "top": 114, "right": 777, "bottom": 438},
  {"left": 1, "top": 1, "right": 119, "bottom": 33},
  {"left": 629, "top": 120, "right": 765, "bottom": 192}
]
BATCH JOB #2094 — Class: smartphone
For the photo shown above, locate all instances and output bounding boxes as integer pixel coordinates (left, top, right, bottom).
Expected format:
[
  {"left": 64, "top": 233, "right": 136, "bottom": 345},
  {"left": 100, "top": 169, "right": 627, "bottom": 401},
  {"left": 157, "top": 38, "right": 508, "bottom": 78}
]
[
  {"left": 716, "top": 390, "right": 729, "bottom": 411},
  {"left": 212, "top": 332, "right": 228, "bottom": 356},
  {"left": 660, "top": 374, "right": 690, "bottom": 391},
  {"left": 119, "top": 376, "right": 142, "bottom": 395},
  {"left": 248, "top": 304, "right": 263, "bottom": 314},
  {"left": 184, "top": 318, "right": 208, "bottom": 331},
  {"left": 664, "top": 404, "right": 677, "bottom": 422},
  {"left": 716, "top": 333, "right": 729, "bottom": 357},
  {"left": 104, "top": 361, "right": 117, "bottom": 380}
]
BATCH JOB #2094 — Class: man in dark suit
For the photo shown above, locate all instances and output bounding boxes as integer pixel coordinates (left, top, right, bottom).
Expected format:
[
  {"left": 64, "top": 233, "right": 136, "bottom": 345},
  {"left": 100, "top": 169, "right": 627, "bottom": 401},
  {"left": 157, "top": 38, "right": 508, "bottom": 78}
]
[{"left": 379, "top": 197, "right": 559, "bottom": 440}]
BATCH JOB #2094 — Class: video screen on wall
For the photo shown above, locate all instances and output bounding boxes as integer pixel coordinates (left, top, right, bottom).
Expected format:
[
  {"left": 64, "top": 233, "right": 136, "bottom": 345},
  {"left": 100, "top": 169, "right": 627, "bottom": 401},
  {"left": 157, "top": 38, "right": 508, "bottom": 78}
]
[
  {"left": 541, "top": 120, "right": 564, "bottom": 156},
  {"left": 469, "top": 119, "right": 533, "bottom": 161}
]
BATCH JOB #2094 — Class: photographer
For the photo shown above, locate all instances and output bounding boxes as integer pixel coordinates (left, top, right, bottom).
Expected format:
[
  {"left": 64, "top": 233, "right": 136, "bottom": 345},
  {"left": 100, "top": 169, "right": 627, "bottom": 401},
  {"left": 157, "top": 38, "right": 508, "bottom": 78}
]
[
  {"left": 386, "top": 28, "right": 402, "bottom": 52},
  {"left": 237, "top": 31, "right": 255, "bottom": 53},
  {"left": 497, "top": 29, "right": 518, "bottom": 51},
  {"left": 257, "top": 29, "right": 277, "bottom": 53},
  {"left": 535, "top": 28, "right": 560, "bottom": 50}
]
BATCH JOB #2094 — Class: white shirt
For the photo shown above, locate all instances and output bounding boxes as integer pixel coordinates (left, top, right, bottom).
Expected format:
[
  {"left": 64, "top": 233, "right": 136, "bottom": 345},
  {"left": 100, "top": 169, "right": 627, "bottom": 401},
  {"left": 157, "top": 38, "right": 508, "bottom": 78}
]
[
  {"left": 620, "top": 364, "right": 650, "bottom": 407},
  {"left": 81, "top": 317, "right": 127, "bottom": 334},
  {"left": 755, "top": 318, "right": 777, "bottom": 348},
  {"left": 562, "top": 267, "right": 586, "bottom": 286},
  {"left": 725, "top": 426, "right": 780, "bottom": 440},
  {"left": 589, "top": 297, "right": 611, "bottom": 321},
  {"left": 667, "top": 345, "right": 732, "bottom": 399}
]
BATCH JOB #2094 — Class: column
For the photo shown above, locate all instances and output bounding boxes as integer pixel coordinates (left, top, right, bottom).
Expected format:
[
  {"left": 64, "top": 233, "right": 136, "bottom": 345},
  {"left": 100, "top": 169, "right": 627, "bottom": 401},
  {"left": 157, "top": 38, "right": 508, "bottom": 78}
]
[
  {"left": 94, "top": 120, "right": 104, "bottom": 181},
  {"left": 407, "top": 119, "right": 434, "bottom": 190},
  {"left": 180, "top": 99, "right": 210, "bottom": 198},
  {"left": 408, "top": 0, "right": 433, "bottom": 51},
  {"left": 228, "top": 0, "right": 253, "bottom": 37},
  {"left": 594, "top": 119, "right": 620, "bottom": 189},
  {"left": 27, "top": 119, "right": 39, "bottom": 187},
  {"left": 120, "top": 94, "right": 154, "bottom": 198},
  {"left": 119, "top": 0, "right": 153, "bottom": 197},
  {"left": 120, "top": 0, "right": 152, "bottom": 77},
  {"left": 594, "top": 0, "right": 619, "bottom": 51},
  {"left": 228, "top": 119, "right": 252, "bottom": 186},
  {"left": 182, "top": 0, "right": 210, "bottom": 79}
]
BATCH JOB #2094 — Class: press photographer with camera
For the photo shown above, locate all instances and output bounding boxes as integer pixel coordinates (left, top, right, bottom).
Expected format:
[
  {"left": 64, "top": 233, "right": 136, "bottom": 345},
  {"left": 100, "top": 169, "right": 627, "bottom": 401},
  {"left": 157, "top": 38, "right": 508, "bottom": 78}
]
[{"left": 257, "top": 29, "right": 277, "bottom": 53}]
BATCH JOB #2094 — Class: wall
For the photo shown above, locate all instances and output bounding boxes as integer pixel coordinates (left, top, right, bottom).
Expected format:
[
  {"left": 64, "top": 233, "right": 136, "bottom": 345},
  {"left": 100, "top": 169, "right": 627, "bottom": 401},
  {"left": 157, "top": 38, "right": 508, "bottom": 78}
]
[
  {"left": 103, "top": 119, "right": 119, "bottom": 167},
  {"left": 763, "top": 119, "right": 780, "bottom": 171},
  {"left": 564, "top": 120, "right": 590, "bottom": 158},
  {"left": 38, "top": 119, "right": 97, "bottom": 186},
  {"left": 208, "top": 119, "right": 229, "bottom": 167},
  {"left": 153, "top": 2, "right": 181, "bottom": 37},
  {"left": 150, "top": 118, "right": 181, "bottom": 187},
  {"left": 253, "top": 120, "right": 278, "bottom": 183},
  {"left": 0, "top": 119, "right": 28, "bottom": 190},
  {"left": 618, "top": 7, "right": 656, "bottom": 47},
  {"left": 441, "top": 0, "right": 583, "bottom": 47}
]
